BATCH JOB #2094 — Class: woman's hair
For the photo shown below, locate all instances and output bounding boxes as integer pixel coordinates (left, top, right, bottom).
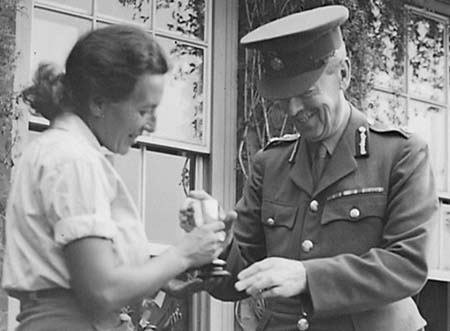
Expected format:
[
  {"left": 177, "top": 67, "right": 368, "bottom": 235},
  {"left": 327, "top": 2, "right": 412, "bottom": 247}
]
[{"left": 22, "top": 25, "right": 170, "bottom": 120}]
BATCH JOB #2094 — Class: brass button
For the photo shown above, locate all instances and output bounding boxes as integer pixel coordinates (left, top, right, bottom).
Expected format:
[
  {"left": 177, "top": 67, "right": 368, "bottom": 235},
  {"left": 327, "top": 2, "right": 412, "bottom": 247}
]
[
  {"left": 349, "top": 208, "right": 360, "bottom": 219},
  {"left": 309, "top": 200, "right": 319, "bottom": 213},
  {"left": 297, "top": 317, "right": 309, "bottom": 330},
  {"left": 301, "top": 240, "right": 314, "bottom": 253},
  {"left": 267, "top": 217, "right": 275, "bottom": 226}
]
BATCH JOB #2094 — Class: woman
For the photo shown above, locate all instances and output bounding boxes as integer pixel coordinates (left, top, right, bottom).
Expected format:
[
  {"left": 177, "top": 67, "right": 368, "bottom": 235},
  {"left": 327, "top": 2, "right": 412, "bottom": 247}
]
[{"left": 2, "top": 25, "right": 225, "bottom": 331}]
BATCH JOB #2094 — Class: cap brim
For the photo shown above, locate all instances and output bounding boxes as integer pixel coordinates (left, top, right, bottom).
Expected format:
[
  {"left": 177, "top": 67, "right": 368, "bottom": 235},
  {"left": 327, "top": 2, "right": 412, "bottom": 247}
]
[{"left": 258, "top": 65, "right": 326, "bottom": 100}]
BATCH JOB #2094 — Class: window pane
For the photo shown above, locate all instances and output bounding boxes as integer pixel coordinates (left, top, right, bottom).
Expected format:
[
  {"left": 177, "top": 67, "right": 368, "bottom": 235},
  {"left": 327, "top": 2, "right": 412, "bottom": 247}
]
[
  {"left": 372, "top": 30, "right": 405, "bottom": 91},
  {"left": 407, "top": 101, "right": 447, "bottom": 192},
  {"left": 31, "top": 9, "right": 91, "bottom": 117},
  {"left": 31, "top": 9, "right": 91, "bottom": 74},
  {"left": 408, "top": 13, "right": 445, "bottom": 102},
  {"left": 156, "top": 0, "right": 206, "bottom": 41},
  {"left": 112, "top": 147, "right": 141, "bottom": 208},
  {"left": 35, "top": 0, "right": 92, "bottom": 14},
  {"left": 97, "top": 0, "right": 151, "bottom": 26},
  {"left": 366, "top": 90, "right": 407, "bottom": 127},
  {"left": 144, "top": 151, "right": 190, "bottom": 245},
  {"left": 151, "top": 37, "right": 206, "bottom": 145}
]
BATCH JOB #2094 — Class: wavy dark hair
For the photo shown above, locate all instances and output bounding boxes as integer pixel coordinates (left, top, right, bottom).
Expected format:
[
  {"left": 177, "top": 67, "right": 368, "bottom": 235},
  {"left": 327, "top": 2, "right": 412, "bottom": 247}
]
[{"left": 22, "top": 24, "right": 170, "bottom": 120}]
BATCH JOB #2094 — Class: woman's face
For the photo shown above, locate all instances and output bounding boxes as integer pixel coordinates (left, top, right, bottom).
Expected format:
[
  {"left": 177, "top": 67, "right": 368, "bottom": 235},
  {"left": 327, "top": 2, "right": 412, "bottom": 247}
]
[{"left": 97, "top": 73, "right": 166, "bottom": 154}]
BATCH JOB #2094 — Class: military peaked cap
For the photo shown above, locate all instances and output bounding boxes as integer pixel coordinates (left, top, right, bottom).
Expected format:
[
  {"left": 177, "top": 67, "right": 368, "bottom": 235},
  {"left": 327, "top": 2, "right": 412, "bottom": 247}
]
[{"left": 241, "top": 5, "right": 349, "bottom": 100}]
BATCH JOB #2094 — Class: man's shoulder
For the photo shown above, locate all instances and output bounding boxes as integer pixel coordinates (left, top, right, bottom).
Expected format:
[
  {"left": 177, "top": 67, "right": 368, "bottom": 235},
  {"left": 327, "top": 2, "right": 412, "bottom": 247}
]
[
  {"left": 263, "top": 133, "right": 300, "bottom": 151},
  {"left": 367, "top": 118, "right": 411, "bottom": 139},
  {"left": 366, "top": 117, "right": 429, "bottom": 156}
]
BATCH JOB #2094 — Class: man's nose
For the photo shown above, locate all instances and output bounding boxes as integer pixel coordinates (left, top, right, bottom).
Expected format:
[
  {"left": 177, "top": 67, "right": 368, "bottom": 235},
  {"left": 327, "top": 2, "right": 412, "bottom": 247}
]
[{"left": 287, "top": 97, "right": 304, "bottom": 117}]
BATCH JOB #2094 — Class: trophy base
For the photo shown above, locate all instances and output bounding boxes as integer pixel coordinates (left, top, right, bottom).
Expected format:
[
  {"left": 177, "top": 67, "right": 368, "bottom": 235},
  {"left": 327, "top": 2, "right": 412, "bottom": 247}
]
[{"left": 197, "top": 259, "right": 231, "bottom": 279}]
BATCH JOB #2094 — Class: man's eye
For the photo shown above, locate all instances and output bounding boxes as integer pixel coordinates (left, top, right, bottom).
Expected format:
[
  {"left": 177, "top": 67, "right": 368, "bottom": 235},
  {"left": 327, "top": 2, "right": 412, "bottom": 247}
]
[{"left": 302, "top": 90, "right": 314, "bottom": 97}]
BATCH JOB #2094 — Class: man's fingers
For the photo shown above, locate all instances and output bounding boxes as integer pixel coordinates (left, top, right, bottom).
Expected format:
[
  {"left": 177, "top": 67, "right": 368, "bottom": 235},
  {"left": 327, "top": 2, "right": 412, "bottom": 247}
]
[
  {"left": 235, "top": 268, "right": 276, "bottom": 294},
  {"left": 237, "top": 259, "right": 271, "bottom": 280},
  {"left": 224, "top": 210, "right": 237, "bottom": 224}
]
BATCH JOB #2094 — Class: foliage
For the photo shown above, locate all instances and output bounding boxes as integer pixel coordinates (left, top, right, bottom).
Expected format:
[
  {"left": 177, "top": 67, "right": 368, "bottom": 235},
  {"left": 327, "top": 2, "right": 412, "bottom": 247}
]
[
  {"left": 0, "top": 0, "right": 21, "bottom": 170},
  {"left": 236, "top": 0, "right": 439, "bottom": 184},
  {"left": 0, "top": 0, "right": 20, "bottom": 329},
  {"left": 118, "top": 0, "right": 206, "bottom": 141}
]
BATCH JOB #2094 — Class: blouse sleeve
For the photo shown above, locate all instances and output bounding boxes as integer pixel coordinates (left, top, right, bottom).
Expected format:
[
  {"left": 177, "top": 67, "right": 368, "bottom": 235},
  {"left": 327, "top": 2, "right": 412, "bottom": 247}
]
[{"left": 39, "top": 158, "right": 118, "bottom": 246}]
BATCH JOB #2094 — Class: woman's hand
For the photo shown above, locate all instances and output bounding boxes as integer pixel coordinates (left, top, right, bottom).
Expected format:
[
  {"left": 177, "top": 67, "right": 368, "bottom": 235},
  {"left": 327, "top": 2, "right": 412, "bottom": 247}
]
[
  {"left": 174, "top": 220, "right": 226, "bottom": 269},
  {"left": 179, "top": 190, "right": 237, "bottom": 256}
]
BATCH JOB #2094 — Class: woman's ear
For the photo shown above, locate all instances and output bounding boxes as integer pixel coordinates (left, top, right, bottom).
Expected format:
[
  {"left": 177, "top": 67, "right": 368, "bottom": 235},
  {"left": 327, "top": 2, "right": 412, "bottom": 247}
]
[
  {"left": 340, "top": 57, "right": 351, "bottom": 90},
  {"left": 88, "top": 96, "right": 105, "bottom": 118}
]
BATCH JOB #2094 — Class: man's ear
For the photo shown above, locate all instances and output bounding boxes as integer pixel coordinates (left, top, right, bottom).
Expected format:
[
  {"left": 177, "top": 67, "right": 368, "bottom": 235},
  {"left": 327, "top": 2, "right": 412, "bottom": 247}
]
[
  {"left": 88, "top": 96, "right": 106, "bottom": 118},
  {"left": 340, "top": 57, "right": 351, "bottom": 90}
]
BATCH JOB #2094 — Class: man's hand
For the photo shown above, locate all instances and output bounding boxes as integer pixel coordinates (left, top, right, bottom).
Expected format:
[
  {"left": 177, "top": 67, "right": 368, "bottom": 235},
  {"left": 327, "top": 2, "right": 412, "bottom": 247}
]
[{"left": 234, "top": 257, "right": 307, "bottom": 298}]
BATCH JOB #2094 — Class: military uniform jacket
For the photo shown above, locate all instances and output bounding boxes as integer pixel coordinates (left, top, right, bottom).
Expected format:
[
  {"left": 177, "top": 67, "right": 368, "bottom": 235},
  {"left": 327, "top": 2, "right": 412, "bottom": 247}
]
[{"left": 211, "top": 106, "right": 438, "bottom": 331}]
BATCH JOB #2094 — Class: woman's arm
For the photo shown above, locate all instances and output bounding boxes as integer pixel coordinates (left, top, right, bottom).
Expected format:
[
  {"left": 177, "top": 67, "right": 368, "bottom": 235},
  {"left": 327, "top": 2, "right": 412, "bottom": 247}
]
[{"left": 64, "top": 220, "right": 225, "bottom": 316}]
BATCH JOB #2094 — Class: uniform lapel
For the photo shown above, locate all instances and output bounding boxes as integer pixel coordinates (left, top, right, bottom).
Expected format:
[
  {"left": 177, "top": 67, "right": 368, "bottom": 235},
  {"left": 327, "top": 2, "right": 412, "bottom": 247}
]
[
  {"left": 289, "top": 138, "right": 314, "bottom": 196},
  {"left": 313, "top": 106, "right": 366, "bottom": 196}
]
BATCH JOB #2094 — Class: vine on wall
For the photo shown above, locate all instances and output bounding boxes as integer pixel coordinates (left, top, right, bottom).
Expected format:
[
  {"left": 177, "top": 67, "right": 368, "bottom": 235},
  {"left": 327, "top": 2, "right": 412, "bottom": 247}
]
[{"left": 0, "top": 0, "right": 19, "bottom": 329}]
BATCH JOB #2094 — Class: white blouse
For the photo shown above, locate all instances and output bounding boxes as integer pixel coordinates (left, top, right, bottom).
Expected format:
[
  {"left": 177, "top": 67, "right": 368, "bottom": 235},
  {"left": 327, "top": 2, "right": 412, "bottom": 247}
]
[{"left": 2, "top": 112, "right": 149, "bottom": 291}]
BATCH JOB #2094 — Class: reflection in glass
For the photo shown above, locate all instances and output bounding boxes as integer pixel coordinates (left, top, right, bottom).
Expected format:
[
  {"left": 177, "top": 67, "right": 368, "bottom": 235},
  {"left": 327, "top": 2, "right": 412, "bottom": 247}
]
[
  {"left": 372, "top": 35, "right": 405, "bottom": 92},
  {"left": 156, "top": 0, "right": 205, "bottom": 40},
  {"left": 31, "top": 9, "right": 91, "bottom": 73},
  {"left": 97, "top": 0, "right": 151, "bottom": 26},
  {"left": 35, "top": 0, "right": 92, "bottom": 14},
  {"left": 407, "top": 101, "right": 446, "bottom": 192},
  {"left": 31, "top": 9, "right": 91, "bottom": 117},
  {"left": 366, "top": 90, "right": 407, "bottom": 127},
  {"left": 372, "top": 25, "right": 405, "bottom": 92},
  {"left": 152, "top": 37, "right": 205, "bottom": 145},
  {"left": 112, "top": 147, "right": 141, "bottom": 207},
  {"left": 408, "top": 101, "right": 448, "bottom": 191},
  {"left": 408, "top": 13, "right": 445, "bottom": 102},
  {"left": 144, "top": 151, "right": 190, "bottom": 245}
]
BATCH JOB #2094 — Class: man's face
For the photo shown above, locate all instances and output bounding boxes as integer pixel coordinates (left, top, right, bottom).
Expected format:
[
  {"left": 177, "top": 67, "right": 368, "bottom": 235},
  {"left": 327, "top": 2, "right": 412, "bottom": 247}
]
[{"left": 279, "top": 64, "right": 344, "bottom": 142}]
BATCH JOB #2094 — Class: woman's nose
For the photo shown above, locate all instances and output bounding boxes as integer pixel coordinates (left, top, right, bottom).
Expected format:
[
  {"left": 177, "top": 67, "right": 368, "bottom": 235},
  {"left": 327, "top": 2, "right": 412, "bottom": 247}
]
[{"left": 142, "top": 112, "right": 156, "bottom": 133}]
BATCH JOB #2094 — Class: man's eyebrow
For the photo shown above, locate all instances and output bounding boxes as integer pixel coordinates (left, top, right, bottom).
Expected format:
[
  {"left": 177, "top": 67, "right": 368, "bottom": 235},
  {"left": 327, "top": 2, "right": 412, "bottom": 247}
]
[{"left": 302, "top": 87, "right": 315, "bottom": 95}]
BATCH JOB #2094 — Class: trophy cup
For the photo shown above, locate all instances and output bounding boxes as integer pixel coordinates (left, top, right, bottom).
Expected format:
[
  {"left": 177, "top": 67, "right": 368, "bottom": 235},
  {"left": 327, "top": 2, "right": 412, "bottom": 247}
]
[{"left": 181, "top": 198, "right": 231, "bottom": 279}]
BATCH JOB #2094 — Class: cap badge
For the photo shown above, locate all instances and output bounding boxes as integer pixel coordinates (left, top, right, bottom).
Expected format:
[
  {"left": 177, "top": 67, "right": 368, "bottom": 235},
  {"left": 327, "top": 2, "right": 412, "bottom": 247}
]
[{"left": 270, "top": 56, "right": 285, "bottom": 71}]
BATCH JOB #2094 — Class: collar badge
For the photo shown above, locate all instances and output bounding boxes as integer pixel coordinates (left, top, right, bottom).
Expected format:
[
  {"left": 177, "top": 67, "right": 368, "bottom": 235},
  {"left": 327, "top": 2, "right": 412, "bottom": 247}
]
[{"left": 355, "top": 126, "right": 369, "bottom": 158}]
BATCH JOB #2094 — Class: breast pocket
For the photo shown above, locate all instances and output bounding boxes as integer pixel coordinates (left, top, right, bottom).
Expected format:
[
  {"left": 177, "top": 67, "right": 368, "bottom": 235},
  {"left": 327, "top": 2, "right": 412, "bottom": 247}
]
[
  {"left": 261, "top": 200, "right": 298, "bottom": 256},
  {"left": 320, "top": 194, "right": 387, "bottom": 254}
]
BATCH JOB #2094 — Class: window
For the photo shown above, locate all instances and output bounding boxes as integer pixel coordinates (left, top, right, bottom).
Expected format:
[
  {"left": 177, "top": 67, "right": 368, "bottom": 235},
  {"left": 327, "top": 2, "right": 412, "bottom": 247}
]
[
  {"left": 368, "top": 6, "right": 448, "bottom": 192},
  {"left": 13, "top": 0, "right": 238, "bottom": 330},
  {"left": 368, "top": 4, "right": 450, "bottom": 279},
  {"left": 27, "top": 0, "right": 211, "bottom": 249}
]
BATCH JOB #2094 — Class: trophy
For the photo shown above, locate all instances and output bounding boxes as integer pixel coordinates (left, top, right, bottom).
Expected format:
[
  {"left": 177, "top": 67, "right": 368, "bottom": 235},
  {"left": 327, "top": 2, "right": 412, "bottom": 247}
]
[{"left": 180, "top": 198, "right": 231, "bottom": 279}]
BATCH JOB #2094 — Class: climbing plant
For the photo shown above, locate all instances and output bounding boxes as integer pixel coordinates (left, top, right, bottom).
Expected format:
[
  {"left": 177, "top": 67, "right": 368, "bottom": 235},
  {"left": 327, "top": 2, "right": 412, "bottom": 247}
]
[{"left": 0, "top": 0, "right": 20, "bottom": 329}]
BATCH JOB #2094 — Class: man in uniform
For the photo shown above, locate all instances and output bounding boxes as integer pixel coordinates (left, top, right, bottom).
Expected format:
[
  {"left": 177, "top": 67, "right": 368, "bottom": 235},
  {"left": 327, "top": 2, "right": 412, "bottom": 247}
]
[{"left": 180, "top": 5, "right": 438, "bottom": 331}]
